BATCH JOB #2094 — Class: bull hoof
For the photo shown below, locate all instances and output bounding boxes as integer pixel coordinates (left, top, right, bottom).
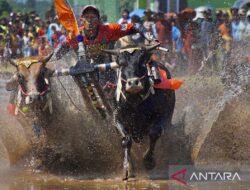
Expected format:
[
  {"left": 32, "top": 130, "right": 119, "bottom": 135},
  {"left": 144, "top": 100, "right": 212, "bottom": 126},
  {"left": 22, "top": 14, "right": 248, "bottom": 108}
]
[
  {"left": 143, "top": 150, "right": 156, "bottom": 170},
  {"left": 123, "top": 170, "right": 136, "bottom": 180},
  {"left": 123, "top": 170, "right": 129, "bottom": 181}
]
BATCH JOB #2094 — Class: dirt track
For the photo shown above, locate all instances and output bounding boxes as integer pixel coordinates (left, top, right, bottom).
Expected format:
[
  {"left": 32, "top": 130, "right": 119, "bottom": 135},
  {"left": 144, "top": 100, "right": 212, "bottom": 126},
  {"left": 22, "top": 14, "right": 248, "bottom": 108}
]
[
  {"left": 1, "top": 62, "right": 250, "bottom": 190},
  {"left": 0, "top": 74, "right": 30, "bottom": 172},
  {"left": 1, "top": 55, "right": 250, "bottom": 179}
]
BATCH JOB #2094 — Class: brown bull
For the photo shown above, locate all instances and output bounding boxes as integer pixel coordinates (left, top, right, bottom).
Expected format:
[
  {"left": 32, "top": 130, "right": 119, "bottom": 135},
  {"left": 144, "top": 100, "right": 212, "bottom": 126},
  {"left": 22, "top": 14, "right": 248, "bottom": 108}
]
[
  {"left": 6, "top": 53, "right": 53, "bottom": 99},
  {"left": 6, "top": 53, "right": 54, "bottom": 136}
]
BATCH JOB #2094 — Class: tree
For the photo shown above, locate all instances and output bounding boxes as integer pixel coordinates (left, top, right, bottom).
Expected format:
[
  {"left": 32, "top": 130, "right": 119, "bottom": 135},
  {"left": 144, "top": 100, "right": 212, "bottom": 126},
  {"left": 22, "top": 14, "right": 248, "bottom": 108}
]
[
  {"left": 26, "top": 0, "right": 35, "bottom": 9},
  {"left": 0, "top": 0, "right": 12, "bottom": 17},
  {"left": 119, "top": 0, "right": 134, "bottom": 13}
]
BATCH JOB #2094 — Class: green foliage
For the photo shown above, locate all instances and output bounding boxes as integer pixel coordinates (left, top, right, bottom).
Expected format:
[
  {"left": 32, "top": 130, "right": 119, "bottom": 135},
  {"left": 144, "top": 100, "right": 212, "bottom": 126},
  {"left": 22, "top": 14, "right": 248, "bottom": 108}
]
[
  {"left": 9, "top": 0, "right": 33, "bottom": 14},
  {"left": 188, "top": 0, "right": 235, "bottom": 8},
  {"left": 9, "top": 0, "right": 53, "bottom": 19},
  {"left": 0, "top": 11, "right": 9, "bottom": 19},
  {"left": 26, "top": 0, "right": 35, "bottom": 9},
  {"left": 0, "top": 0, "right": 12, "bottom": 17},
  {"left": 119, "top": 0, "right": 134, "bottom": 13}
]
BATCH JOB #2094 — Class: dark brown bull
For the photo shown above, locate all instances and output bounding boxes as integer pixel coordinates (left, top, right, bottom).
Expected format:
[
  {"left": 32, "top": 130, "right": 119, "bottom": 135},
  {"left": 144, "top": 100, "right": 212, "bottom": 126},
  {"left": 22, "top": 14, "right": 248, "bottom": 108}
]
[{"left": 103, "top": 44, "right": 175, "bottom": 180}]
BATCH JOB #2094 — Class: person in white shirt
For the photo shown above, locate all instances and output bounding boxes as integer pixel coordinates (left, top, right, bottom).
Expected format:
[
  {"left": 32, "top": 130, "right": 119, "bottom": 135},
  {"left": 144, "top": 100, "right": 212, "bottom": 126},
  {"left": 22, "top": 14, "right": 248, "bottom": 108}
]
[
  {"left": 244, "top": 10, "right": 250, "bottom": 38},
  {"left": 22, "top": 30, "right": 31, "bottom": 57},
  {"left": 117, "top": 9, "right": 131, "bottom": 24}
]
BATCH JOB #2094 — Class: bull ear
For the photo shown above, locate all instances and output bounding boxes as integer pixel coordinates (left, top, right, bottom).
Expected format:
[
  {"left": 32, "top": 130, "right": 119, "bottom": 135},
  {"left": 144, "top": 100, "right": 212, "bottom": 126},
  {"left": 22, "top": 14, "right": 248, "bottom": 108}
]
[
  {"left": 8, "top": 59, "right": 18, "bottom": 68},
  {"left": 102, "top": 49, "right": 120, "bottom": 56},
  {"left": 40, "top": 52, "right": 54, "bottom": 65},
  {"left": 144, "top": 43, "right": 161, "bottom": 52}
]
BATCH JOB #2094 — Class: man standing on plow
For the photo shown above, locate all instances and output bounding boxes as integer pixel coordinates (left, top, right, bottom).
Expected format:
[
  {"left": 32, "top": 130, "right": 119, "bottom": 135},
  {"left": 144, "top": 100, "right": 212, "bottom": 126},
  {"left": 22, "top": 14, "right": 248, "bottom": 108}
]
[
  {"left": 55, "top": 4, "right": 159, "bottom": 117},
  {"left": 76, "top": 5, "right": 154, "bottom": 63}
]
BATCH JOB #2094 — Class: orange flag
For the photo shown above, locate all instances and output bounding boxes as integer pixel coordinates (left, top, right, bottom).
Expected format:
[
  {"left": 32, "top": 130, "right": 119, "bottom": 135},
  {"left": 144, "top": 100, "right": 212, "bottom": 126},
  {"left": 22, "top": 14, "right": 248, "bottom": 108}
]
[
  {"left": 153, "top": 68, "right": 183, "bottom": 90},
  {"left": 54, "top": 0, "right": 79, "bottom": 36}
]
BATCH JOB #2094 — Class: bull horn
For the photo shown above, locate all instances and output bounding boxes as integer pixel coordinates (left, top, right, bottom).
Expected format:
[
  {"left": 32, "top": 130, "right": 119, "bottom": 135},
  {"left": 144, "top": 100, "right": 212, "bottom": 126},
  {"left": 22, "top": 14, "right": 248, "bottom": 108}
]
[
  {"left": 144, "top": 43, "right": 161, "bottom": 51},
  {"left": 8, "top": 59, "right": 18, "bottom": 68},
  {"left": 40, "top": 52, "right": 54, "bottom": 65},
  {"left": 102, "top": 49, "right": 120, "bottom": 55}
]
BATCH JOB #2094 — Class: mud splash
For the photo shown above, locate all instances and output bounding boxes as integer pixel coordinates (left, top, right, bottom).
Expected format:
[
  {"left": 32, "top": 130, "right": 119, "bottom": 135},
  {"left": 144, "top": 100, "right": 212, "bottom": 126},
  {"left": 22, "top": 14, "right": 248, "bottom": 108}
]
[
  {"left": 0, "top": 170, "right": 250, "bottom": 190},
  {"left": 1, "top": 46, "right": 250, "bottom": 185},
  {"left": 193, "top": 61, "right": 250, "bottom": 165},
  {"left": 0, "top": 76, "right": 30, "bottom": 172},
  {"left": 16, "top": 52, "right": 192, "bottom": 178}
]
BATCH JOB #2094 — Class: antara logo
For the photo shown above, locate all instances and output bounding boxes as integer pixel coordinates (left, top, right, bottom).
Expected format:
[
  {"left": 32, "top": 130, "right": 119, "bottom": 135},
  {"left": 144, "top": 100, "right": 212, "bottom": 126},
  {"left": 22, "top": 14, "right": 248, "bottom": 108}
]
[
  {"left": 170, "top": 168, "right": 188, "bottom": 185},
  {"left": 170, "top": 167, "right": 241, "bottom": 185},
  {"left": 190, "top": 172, "right": 241, "bottom": 181}
]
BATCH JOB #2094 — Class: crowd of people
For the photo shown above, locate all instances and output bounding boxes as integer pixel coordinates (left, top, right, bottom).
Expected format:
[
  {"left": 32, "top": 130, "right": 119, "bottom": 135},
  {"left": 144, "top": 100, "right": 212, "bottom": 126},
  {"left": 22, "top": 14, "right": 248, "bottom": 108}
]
[
  {"left": 117, "top": 7, "right": 250, "bottom": 75},
  {"left": 0, "top": 9, "right": 60, "bottom": 60},
  {"left": 0, "top": 6, "right": 250, "bottom": 76}
]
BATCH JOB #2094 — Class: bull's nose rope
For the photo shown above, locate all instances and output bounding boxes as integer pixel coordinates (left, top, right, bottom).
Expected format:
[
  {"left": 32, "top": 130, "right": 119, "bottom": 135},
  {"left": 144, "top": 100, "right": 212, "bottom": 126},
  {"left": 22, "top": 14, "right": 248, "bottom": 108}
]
[
  {"left": 20, "top": 85, "right": 29, "bottom": 96},
  {"left": 103, "top": 81, "right": 117, "bottom": 89},
  {"left": 19, "top": 84, "right": 50, "bottom": 97}
]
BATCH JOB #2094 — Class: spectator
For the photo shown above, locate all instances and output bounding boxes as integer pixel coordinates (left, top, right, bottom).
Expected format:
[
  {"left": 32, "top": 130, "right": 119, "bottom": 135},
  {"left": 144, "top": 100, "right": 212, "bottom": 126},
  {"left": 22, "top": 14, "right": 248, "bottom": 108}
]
[
  {"left": 117, "top": 9, "right": 131, "bottom": 24},
  {"left": 38, "top": 37, "right": 52, "bottom": 56},
  {"left": 231, "top": 8, "right": 241, "bottom": 41},
  {"left": 143, "top": 9, "right": 155, "bottom": 34},
  {"left": 130, "top": 15, "right": 144, "bottom": 45},
  {"left": 34, "top": 17, "right": 41, "bottom": 33},
  {"left": 51, "top": 25, "right": 62, "bottom": 48},
  {"left": 200, "top": 9, "right": 216, "bottom": 70},
  {"left": 22, "top": 30, "right": 31, "bottom": 57},
  {"left": 155, "top": 12, "right": 171, "bottom": 46},
  {"left": 170, "top": 17, "right": 184, "bottom": 73}
]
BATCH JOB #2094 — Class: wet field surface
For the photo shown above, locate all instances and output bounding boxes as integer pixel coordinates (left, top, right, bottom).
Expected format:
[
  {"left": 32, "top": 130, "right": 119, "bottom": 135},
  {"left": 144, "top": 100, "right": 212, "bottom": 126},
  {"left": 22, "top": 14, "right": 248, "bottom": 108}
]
[
  {"left": 1, "top": 72, "right": 250, "bottom": 190},
  {"left": 0, "top": 170, "right": 250, "bottom": 190}
]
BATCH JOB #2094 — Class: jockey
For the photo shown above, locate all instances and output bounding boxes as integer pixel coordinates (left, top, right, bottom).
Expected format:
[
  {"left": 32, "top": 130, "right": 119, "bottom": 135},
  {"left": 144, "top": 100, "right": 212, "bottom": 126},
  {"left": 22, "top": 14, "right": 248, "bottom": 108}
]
[
  {"left": 56, "top": 5, "right": 156, "bottom": 63},
  {"left": 55, "top": 5, "right": 162, "bottom": 90}
]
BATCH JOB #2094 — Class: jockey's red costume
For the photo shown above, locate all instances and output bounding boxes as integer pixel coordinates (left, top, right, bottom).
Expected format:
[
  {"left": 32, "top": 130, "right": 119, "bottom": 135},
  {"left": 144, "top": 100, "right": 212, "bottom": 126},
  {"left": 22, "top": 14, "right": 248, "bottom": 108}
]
[{"left": 57, "top": 5, "right": 154, "bottom": 63}]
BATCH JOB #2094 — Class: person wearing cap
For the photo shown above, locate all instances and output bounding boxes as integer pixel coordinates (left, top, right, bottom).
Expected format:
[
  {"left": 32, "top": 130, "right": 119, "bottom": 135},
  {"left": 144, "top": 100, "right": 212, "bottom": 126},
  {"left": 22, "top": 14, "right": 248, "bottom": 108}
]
[
  {"left": 143, "top": 9, "right": 155, "bottom": 41},
  {"left": 200, "top": 8, "right": 217, "bottom": 70},
  {"left": 59, "top": 5, "right": 155, "bottom": 63},
  {"left": 231, "top": 7, "right": 242, "bottom": 41},
  {"left": 55, "top": 4, "right": 161, "bottom": 109},
  {"left": 34, "top": 17, "right": 41, "bottom": 33}
]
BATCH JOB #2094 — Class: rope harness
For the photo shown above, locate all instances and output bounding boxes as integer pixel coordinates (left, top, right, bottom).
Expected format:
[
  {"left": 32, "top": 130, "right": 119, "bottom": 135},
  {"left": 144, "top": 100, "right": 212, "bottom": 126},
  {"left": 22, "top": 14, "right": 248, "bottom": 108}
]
[{"left": 115, "top": 67, "right": 155, "bottom": 104}]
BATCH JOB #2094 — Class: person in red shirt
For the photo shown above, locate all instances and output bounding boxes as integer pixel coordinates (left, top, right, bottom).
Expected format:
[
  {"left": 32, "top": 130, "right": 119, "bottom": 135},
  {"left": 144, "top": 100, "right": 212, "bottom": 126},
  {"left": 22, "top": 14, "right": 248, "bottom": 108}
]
[
  {"left": 55, "top": 5, "right": 159, "bottom": 116},
  {"left": 57, "top": 5, "right": 154, "bottom": 63},
  {"left": 155, "top": 12, "right": 171, "bottom": 47}
]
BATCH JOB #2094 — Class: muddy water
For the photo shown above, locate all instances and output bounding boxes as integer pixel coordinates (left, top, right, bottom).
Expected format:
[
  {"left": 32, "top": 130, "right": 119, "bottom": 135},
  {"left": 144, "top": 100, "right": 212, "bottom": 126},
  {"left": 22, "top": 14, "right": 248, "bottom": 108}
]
[
  {"left": 1, "top": 60, "right": 250, "bottom": 190},
  {"left": 0, "top": 75, "right": 249, "bottom": 190},
  {"left": 1, "top": 170, "right": 250, "bottom": 190},
  {"left": 0, "top": 76, "right": 30, "bottom": 171}
]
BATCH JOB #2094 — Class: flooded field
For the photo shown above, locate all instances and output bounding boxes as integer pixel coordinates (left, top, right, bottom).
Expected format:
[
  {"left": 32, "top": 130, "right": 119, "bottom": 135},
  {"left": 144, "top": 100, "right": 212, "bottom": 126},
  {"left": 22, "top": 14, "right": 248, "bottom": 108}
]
[
  {"left": 1, "top": 169, "right": 250, "bottom": 190},
  {"left": 1, "top": 58, "right": 250, "bottom": 190}
]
